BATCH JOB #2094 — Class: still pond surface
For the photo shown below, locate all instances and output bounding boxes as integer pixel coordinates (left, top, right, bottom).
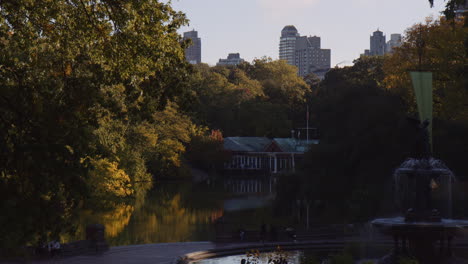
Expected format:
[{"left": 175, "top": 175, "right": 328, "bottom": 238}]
[{"left": 73, "top": 177, "right": 286, "bottom": 246}]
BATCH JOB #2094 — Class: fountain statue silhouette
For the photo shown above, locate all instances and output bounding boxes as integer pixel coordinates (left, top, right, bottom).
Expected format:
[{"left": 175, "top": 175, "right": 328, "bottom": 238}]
[{"left": 372, "top": 119, "right": 468, "bottom": 264}]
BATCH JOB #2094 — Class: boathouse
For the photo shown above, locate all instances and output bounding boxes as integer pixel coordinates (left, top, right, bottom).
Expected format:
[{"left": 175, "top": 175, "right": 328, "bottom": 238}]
[{"left": 223, "top": 137, "right": 318, "bottom": 174}]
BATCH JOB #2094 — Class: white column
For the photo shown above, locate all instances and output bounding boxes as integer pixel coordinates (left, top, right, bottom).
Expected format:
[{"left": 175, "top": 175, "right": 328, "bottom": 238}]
[
  {"left": 291, "top": 154, "right": 295, "bottom": 172},
  {"left": 269, "top": 155, "right": 272, "bottom": 172},
  {"left": 274, "top": 154, "right": 277, "bottom": 173}
]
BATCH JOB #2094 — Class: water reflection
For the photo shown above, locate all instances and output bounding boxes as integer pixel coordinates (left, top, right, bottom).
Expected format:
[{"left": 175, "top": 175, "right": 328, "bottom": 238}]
[
  {"left": 110, "top": 193, "right": 222, "bottom": 245},
  {"left": 194, "top": 250, "right": 302, "bottom": 264},
  {"left": 73, "top": 177, "right": 279, "bottom": 246},
  {"left": 223, "top": 177, "right": 275, "bottom": 194},
  {"left": 86, "top": 204, "right": 134, "bottom": 239}
]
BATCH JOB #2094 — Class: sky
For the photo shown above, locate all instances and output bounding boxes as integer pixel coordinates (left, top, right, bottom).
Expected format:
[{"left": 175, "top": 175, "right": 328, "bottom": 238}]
[{"left": 171, "top": 0, "right": 446, "bottom": 67}]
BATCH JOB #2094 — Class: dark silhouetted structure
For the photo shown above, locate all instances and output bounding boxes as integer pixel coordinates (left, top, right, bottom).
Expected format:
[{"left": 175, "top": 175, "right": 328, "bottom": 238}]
[{"left": 372, "top": 120, "right": 468, "bottom": 264}]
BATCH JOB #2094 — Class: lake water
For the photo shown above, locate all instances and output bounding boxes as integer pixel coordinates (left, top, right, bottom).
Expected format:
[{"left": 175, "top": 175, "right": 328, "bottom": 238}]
[
  {"left": 68, "top": 176, "right": 468, "bottom": 262},
  {"left": 72, "top": 176, "right": 285, "bottom": 246},
  {"left": 194, "top": 250, "right": 304, "bottom": 264}
]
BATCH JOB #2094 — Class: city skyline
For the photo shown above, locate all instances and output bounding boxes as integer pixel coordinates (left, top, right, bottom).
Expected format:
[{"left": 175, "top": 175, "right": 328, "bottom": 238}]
[
  {"left": 279, "top": 25, "right": 331, "bottom": 78},
  {"left": 171, "top": 0, "right": 446, "bottom": 67},
  {"left": 362, "top": 30, "right": 402, "bottom": 56},
  {"left": 216, "top": 53, "right": 245, "bottom": 66}
]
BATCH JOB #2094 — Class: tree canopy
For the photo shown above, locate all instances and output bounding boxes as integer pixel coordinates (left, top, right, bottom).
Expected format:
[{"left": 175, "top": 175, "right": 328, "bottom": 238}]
[
  {"left": 275, "top": 16, "right": 468, "bottom": 223},
  {"left": 0, "top": 0, "right": 192, "bottom": 248},
  {"left": 1, "top": 0, "right": 468, "bottom": 250},
  {"left": 186, "top": 59, "right": 310, "bottom": 137},
  {"left": 383, "top": 17, "right": 468, "bottom": 121},
  {"left": 428, "top": 0, "right": 467, "bottom": 19}
]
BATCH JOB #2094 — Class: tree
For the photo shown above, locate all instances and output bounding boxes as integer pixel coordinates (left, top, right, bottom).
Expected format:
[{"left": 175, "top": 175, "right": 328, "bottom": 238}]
[
  {"left": 247, "top": 58, "right": 310, "bottom": 106},
  {"left": 321, "top": 56, "right": 386, "bottom": 95},
  {"left": 276, "top": 59, "right": 418, "bottom": 222},
  {"left": 383, "top": 18, "right": 468, "bottom": 121},
  {"left": 0, "top": 0, "right": 189, "bottom": 248},
  {"left": 146, "top": 103, "right": 198, "bottom": 177},
  {"left": 186, "top": 60, "right": 311, "bottom": 138},
  {"left": 428, "top": 0, "right": 467, "bottom": 20},
  {"left": 86, "top": 158, "right": 134, "bottom": 204},
  {"left": 303, "top": 72, "right": 321, "bottom": 91},
  {"left": 186, "top": 129, "right": 229, "bottom": 172}
]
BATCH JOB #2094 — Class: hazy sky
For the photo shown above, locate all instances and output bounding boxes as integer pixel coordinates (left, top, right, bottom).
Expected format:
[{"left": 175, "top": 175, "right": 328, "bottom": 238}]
[{"left": 171, "top": 0, "right": 446, "bottom": 67}]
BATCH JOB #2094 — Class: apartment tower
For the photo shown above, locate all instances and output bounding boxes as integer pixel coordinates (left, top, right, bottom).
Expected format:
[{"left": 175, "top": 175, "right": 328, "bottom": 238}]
[
  {"left": 279, "top": 26, "right": 331, "bottom": 77},
  {"left": 183, "top": 30, "right": 201, "bottom": 64},
  {"left": 370, "top": 30, "right": 386, "bottom": 56}
]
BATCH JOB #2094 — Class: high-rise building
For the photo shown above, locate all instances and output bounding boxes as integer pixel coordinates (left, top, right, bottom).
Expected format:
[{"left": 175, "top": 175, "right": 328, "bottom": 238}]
[
  {"left": 216, "top": 53, "right": 244, "bottom": 66},
  {"left": 386, "top": 33, "right": 402, "bottom": 54},
  {"left": 279, "top": 25, "right": 299, "bottom": 65},
  {"left": 370, "top": 29, "right": 386, "bottom": 56},
  {"left": 295, "top": 36, "right": 331, "bottom": 76},
  {"left": 362, "top": 30, "right": 401, "bottom": 56},
  {"left": 279, "top": 26, "right": 331, "bottom": 77},
  {"left": 183, "top": 30, "right": 201, "bottom": 64}
]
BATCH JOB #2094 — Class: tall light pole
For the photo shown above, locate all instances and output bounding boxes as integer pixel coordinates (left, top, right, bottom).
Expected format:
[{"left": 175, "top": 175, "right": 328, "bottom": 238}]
[{"left": 410, "top": 25, "right": 433, "bottom": 151}]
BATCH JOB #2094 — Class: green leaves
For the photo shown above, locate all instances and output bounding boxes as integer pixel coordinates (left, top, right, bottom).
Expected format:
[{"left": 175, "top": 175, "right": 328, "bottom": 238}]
[
  {"left": 384, "top": 18, "right": 468, "bottom": 121},
  {"left": 186, "top": 60, "right": 309, "bottom": 137},
  {"left": 0, "top": 0, "right": 190, "bottom": 248},
  {"left": 429, "top": 0, "right": 468, "bottom": 20}
]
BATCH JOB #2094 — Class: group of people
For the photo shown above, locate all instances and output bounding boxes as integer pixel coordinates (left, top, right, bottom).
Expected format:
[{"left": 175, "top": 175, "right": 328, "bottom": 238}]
[{"left": 37, "top": 240, "right": 61, "bottom": 257}]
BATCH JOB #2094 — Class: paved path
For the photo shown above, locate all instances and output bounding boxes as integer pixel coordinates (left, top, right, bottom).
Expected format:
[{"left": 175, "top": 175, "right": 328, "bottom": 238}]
[
  {"left": 2, "top": 239, "right": 376, "bottom": 264},
  {"left": 4, "top": 242, "right": 216, "bottom": 264},
  {"left": 4, "top": 238, "right": 468, "bottom": 264},
  {"left": 1, "top": 240, "right": 349, "bottom": 264}
]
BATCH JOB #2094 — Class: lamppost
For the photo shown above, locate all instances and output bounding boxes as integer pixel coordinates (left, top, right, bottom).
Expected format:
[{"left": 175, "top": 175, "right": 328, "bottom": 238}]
[{"left": 410, "top": 25, "right": 433, "bottom": 152}]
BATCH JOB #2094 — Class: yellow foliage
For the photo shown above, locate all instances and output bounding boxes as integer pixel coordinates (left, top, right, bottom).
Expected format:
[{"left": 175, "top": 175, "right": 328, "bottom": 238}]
[
  {"left": 87, "top": 158, "right": 134, "bottom": 200},
  {"left": 150, "top": 102, "right": 195, "bottom": 168},
  {"left": 383, "top": 17, "right": 468, "bottom": 121},
  {"left": 64, "top": 62, "right": 72, "bottom": 76},
  {"left": 152, "top": 102, "right": 193, "bottom": 144},
  {"left": 156, "top": 138, "right": 185, "bottom": 167},
  {"left": 129, "top": 122, "right": 159, "bottom": 149}
]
